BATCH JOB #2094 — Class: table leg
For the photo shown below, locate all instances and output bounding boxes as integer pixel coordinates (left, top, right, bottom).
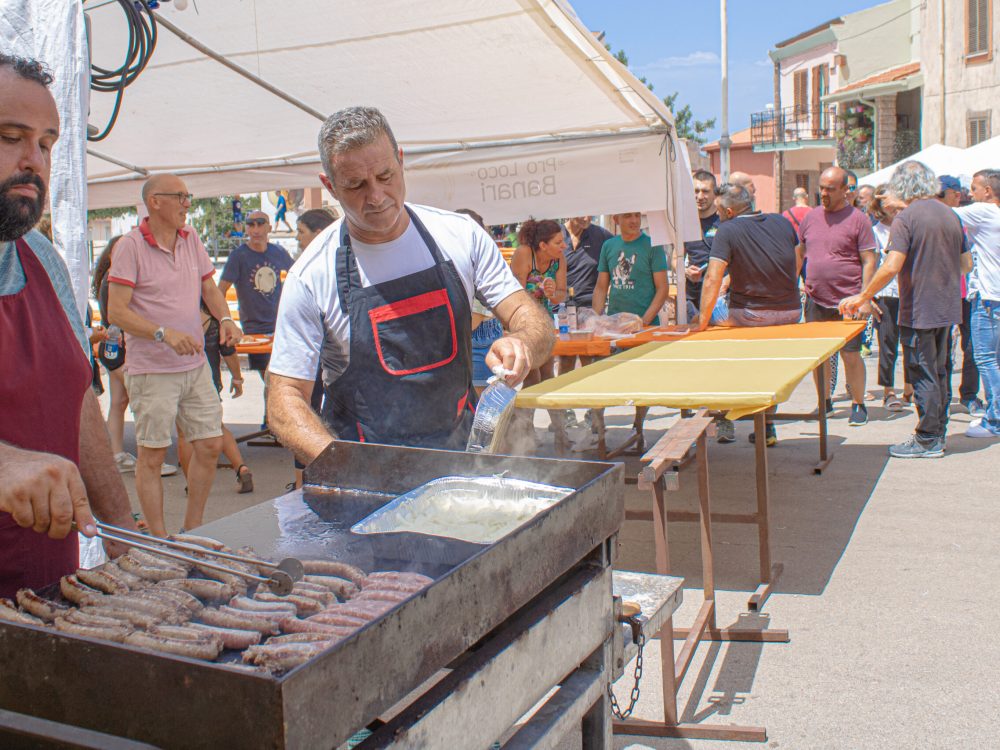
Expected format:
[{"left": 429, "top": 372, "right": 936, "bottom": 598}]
[
  {"left": 695, "top": 431, "right": 716, "bottom": 631},
  {"left": 814, "top": 361, "right": 833, "bottom": 474},
  {"left": 748, "top": 412, "right": 781, "bottom": 612},
  {"left": 651, "top": 477, "right": 670, "bottom": 576}
]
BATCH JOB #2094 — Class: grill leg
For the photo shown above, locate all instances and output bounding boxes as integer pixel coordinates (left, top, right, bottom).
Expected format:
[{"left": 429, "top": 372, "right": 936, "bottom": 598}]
[{"left": 581, "top": 638, "right": 613, "bottom": 749}]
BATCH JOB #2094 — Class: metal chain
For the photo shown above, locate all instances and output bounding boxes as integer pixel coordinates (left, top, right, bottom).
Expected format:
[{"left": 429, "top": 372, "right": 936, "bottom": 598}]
[{"left": 609, "top": 625, "right": 645, "bottom": 721}]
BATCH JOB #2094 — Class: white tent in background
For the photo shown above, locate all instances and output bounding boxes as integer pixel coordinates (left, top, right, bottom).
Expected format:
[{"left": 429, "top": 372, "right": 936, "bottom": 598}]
[
  {"left": 84, "top": 0, "right": 701, "bottom": 316},
  {"left": 858, "top": 143, "right": 969, "bottom": 187},
  {"left": 960, "top": 135, "right": 1000, "bottom": 174}
]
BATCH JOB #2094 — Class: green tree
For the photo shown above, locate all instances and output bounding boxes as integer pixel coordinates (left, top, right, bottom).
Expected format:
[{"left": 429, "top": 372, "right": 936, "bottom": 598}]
[
  {"left": 608, "top": 44, "right": 717, "bottom": 144},
  {"left": 189, "top": 193, "right": 261, "bottom": 240}
]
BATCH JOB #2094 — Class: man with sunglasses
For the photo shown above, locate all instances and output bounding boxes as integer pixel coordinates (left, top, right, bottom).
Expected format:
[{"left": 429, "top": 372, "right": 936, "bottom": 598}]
[
  {"left": 219, "top": 210, "right": 293, "bottom": 379},
  {"left": 107, "top": 174, "right": 241, "bottom": 536}
]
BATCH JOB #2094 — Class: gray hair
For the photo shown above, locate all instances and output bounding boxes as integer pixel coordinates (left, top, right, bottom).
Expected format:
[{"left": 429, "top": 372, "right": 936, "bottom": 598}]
[
  {"left": 318, "top": 106, "right": 400, "bottom": 178},
  {"left": 974, "top": 168, "right": 1000, "bottom": 196},
  {"left": 888, "top": 160, "right": 940, "bottom": 202},
  {"left": 715, "top": 183, "right": 752, "bottom": 212}
]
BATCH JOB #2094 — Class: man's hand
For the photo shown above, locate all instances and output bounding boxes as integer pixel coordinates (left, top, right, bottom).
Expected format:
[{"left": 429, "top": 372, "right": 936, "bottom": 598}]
[
  {"left": 220, "top": 320, "right": 243, "bottom": 347},
  {"left": 88, "top": 326, "right": 107, "bottom": 346},
  {"left": 485, "top": 336, "right": 532, "bottom": 386},
  {"left": 685, "top": 264, "right": 704, "bottom": 282},
  {"left": 0, "top": 447, "right": 97, "bottom": 539},
  {"left": 838, "top": 294, "right": 869, "bottom": 319},
  {"left": 230, "top": 378, "right": 244, "bottom": 398},
  {"left": 163, "top": 328, "right": 203, "bottom": 356}
]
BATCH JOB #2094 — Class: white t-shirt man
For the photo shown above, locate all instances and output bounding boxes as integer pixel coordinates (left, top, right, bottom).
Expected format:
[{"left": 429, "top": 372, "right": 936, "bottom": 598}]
[
  {"left": 269, "top": 203, "right": 523, "bottom": 387},
  {"left": 955, "top": 202, "right": 1000, "bottom": 301}
]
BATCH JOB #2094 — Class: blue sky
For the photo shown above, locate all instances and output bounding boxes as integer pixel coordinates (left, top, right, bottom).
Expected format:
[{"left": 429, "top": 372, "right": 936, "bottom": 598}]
[{"left": 569, "top": 0, "right": 884, "bottom": 142}]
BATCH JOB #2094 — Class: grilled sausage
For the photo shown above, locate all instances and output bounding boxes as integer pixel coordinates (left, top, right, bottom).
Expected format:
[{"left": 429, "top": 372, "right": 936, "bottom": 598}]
[
  {"left": 91, "top": 594, "right": 185, "bottom": 623},
  {"left": 364, "top": 571, "right": 433, "bottom": 588},
  {"left": 54, "top": 616, "right": 131, "bottom": 642},
  {"left": 128, "top": 548, "right": 193, "bottom": 574},
  {"left": 15, "top": 589, "right": 69, "bottom": 622},
  {"left": 278, "top": 616, "right": 353, "bottom": 635},
  {"left": 124, "top": 630, "right": 222, "bottom": 660},
  {"left": 228, "top": 595, "right": 296, "bottom": 614},
  {"left": 117, "top": 554, "right": 187, "bottom": 582},
  {"left": 243, "top": 642, "right": 332, "bottom": 670},
  {"left": 198, "top": 607, "right": 280, "bottom": 634},
  {"left": 300, "top": 575, "right": 359, "bottom": 599},
  {"left": 265, "top": 632, "right": 335, "bottom": 644},
  {"left": 187, "top": 622, "right": 262, "bottom": 650},
  {"left": 160, "top": 578, "right": 235, "bottom": 603},
  {"left": 318, "top": 600, "right": 395, "bottom": 621},
  {"left": 0, "top": 598, "right": 46, "bottom": 627},
  {"left": 289, "top": 583, "right": 335, "bottom": 606},
  {"left": 306, "top": 611, "right": 368, "bottom": 628},
  {"left": 60, "top": 575, "right": 106, "bottom": 606},
  {"left": 101, "top": 562, "right": 147, "bottom": 590},
  {"left": 79, "top": 604, "right": 162, "bottom": 629},
  {"left": 253, "top": 592, "right": 323, "bottom": 616},
  {"left": 76, "top": 567, "right": 130, "bottom": 595},
  {"left": 354, "top": 588, "right": 411, "bottom": 604},
  {"left": 64, "top": 609, "right": 131, "bottom": 629},
  {"left": 136, "top": 586, "right": 203, "bottom": 616},
  {"left": 301, "top": 560, "right": 366, "bottom": 585}
]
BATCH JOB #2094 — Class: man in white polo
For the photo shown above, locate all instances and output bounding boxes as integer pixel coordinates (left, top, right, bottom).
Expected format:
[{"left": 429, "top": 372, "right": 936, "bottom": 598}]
[{"left": 108, "top": 174, "right": 241, "bottom": 536}]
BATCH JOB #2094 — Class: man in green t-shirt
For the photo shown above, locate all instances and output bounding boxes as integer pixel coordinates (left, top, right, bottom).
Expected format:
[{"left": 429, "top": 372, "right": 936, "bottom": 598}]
[{"left": 593, "top": 212, "right": 669, "bottom": 325}]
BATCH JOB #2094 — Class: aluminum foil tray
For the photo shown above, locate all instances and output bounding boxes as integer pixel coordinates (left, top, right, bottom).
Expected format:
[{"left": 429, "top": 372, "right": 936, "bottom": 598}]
[{"left": 351, "top": 476, "right": 573, "bottom": 561}]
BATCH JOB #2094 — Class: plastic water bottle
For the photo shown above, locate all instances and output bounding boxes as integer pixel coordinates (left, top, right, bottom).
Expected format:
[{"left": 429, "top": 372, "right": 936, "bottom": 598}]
[
  {"left": 557, "top": 301, "right": 570, "bottom": 340},
  {"left": 104, "top": 325, "right": 122, "bottom": 362}
]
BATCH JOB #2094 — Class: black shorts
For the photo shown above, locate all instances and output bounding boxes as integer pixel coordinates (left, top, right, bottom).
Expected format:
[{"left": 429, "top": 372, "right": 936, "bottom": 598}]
[
  {"left": 248, "top": 352, "right": 271, "bottom": 372},
  {"left": 804, "top": 297, "right": 862, "bottom": 352}
]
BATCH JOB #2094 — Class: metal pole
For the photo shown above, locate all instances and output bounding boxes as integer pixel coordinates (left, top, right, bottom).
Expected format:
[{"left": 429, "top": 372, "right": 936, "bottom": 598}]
[
  {"left": 719, "top": 0, "right": 731, "bottom": 181},
  {"left": 153, "top": 14, "right": 327, "bottom": 122}
]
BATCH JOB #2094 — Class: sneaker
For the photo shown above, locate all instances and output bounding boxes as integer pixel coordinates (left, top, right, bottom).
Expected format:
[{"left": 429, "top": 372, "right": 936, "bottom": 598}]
[
  {"left": 889, "top": 435, "right": 945, "bottom": 458},
  {"left": 848, "top": 403, "right": 868, "bottom": 426},
  {"left": 114, "top": 451, "right": 137, "bottom": 473},
  {"left": 715, "top": 418, "right": 735, "bottom": 444},
  {"left": 160, "top": 463, "right": 179, "bottom": 477},
  {"left": 960, "top": 398, "right": 987, "bottom": 418},
  {"left": 965, "top": 421, "right": 1000, "bottom": 438},
  {"left": 748, "top": 423, "right": 777, "bottom": 446}
]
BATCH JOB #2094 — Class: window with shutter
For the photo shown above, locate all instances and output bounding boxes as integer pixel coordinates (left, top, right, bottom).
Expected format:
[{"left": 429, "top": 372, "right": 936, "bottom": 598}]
[
  {"left": 967, "top": 0, "right": 991, "bottom": 58},
  {"left": 793, "top": 70, "right": 808, "bottom": 120},
  {"left": 968, "top": 112, "right": 991, "bottom": 146}
]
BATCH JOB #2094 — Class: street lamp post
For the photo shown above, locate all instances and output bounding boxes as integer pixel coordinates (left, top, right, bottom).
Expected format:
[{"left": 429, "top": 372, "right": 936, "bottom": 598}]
[{"left": 719, "top": 0, "right": 731, "bottom": 181}]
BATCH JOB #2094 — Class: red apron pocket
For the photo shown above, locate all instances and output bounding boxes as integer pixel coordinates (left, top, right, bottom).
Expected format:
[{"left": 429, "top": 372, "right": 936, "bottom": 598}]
[{"left": 369, "top": 289, "right": 457, "bottom": 376}]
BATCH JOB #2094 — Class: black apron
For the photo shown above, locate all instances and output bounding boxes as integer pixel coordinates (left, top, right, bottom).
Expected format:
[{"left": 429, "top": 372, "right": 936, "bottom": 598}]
[{"left": 324, "top": 207, "right": 477, "bottom": 450}]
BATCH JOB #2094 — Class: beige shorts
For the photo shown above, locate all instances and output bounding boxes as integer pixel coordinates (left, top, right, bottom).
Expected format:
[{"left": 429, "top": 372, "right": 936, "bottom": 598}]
[{"left": 125, "top": 363, "right": 223, "bottom": 449}]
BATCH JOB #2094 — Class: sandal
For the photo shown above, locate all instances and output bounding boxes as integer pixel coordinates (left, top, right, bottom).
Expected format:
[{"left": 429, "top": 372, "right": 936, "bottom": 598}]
[
  {"left": 902, "top": 391, "right": 914, "bottom": 404},
  {"left": 236, "top": 465, "right": 254, "bottom": 494},
  {"left": 883, "top": 393, "right": 903, "bottom": 412}
]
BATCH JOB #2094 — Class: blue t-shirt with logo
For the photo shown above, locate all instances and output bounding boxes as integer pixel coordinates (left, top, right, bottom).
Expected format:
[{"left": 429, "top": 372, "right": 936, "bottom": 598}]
[{"left": 220, "top": 242, "right": 294, "bottom": 334}]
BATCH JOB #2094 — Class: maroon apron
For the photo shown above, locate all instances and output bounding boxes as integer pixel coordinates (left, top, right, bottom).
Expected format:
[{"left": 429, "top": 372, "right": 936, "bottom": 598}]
[{"left": 0, "top": 238, "right": 91, "bottom": 598}]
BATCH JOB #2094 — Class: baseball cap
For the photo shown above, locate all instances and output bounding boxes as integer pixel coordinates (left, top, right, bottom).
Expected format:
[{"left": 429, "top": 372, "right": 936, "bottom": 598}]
[{"left": 939, "top": 175, "right": 962, "bottom": 193}]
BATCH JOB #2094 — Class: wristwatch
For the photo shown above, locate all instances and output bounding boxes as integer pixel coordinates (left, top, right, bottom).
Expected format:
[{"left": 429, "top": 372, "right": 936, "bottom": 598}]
[
  {"left": 154, "top": 326, "right": 166, "bottom": 343},
  {"left": 220, "top": 316, "right": 234, "bottom": 324}
]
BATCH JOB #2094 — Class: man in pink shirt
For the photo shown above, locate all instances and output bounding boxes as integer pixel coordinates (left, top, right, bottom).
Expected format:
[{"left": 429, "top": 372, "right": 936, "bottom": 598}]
[
  {"left": 108, "top": 174, "right": 241, "bottom": 536},
  {"left": 796, "top": 166, "right": 877, "bottom": 427}
]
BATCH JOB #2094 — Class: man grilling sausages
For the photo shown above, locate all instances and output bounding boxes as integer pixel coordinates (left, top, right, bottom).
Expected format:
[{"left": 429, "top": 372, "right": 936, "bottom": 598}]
[
  {"left": 0, "top": 54, "right": 134, "bottom": 597},
  {"left": 268, "top": 107, "right": 553, "bottom": 460}
]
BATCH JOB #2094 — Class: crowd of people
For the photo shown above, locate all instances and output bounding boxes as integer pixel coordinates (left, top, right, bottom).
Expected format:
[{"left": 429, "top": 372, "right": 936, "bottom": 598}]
[
  {"left": 2, "top": 46, "right": 998, "bottom": 600},
  {"left": 684, "top": 161, "right": 1000, "bottom": 457}
]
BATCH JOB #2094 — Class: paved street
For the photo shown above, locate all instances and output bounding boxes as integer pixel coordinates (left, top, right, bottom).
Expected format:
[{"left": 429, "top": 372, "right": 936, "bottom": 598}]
[{"left": 97, "top": 350, "right": 1000, "bottom": 749}]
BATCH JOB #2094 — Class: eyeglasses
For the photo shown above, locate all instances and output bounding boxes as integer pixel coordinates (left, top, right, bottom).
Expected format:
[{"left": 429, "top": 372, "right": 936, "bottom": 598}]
[
  {"left": 153, "top": 192, "right": 193, "bottom": 204},
  {"left": 245, "top": 218, "right": 268, "bottom": 226}
]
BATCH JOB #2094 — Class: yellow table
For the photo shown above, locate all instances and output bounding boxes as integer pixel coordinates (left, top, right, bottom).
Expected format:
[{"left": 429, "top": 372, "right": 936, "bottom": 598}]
[{"left": 519, "top": 321, "right": 863, "bottom": 741}]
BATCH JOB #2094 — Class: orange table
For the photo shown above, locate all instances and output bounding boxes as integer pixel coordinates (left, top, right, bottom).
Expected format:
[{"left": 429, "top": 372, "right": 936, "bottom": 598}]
[{"left": 233, "top": 335, "right": 277, "bottom": 446}]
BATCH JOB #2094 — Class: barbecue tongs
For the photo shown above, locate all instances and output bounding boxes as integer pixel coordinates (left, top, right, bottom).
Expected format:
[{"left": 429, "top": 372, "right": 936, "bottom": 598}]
[{"left": 81, "top": 521, "right": 304, "bottom": 595}]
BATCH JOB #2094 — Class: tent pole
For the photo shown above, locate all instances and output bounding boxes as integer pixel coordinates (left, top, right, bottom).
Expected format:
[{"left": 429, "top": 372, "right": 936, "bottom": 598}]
[
  {"left": 87, "top": 148, "right": 149, "bottom": 176},
  {"left": 154, "top": 14, "right": 326, "bottom": 122}
]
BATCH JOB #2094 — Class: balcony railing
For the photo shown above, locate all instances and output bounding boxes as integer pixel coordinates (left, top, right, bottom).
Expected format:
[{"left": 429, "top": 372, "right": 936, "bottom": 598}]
[{"left": 751, "top": 105, "right": 839, "bottom": 148}]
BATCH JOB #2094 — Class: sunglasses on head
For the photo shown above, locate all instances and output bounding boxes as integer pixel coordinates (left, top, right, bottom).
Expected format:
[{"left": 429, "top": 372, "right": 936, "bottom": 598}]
[{"left": 246, "top": 218, "right": 268, "bottom": 226}]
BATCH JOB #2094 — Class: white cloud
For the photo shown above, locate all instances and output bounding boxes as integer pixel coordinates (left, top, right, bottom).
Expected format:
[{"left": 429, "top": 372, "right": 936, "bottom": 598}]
[{"left": 639, "top": 51, "right": 720, "bottom": 71}]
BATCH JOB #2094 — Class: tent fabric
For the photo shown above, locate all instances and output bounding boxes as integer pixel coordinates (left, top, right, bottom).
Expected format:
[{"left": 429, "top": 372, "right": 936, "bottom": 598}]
[
  {"left": 1, "top": 0, "right": 90, "bottom": 318},
  {"left": 858, "top": 143, "right": 968, "bottom": 187},
  {"left": 85, "top": 0, "right": 699, "bottom": 238},
  {"left": 516, "top": 321, "right": 865, "bottom": 418}
]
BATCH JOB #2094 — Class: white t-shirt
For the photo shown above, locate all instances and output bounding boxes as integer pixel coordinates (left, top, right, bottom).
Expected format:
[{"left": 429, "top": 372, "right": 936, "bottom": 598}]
[
  {"left": 955, "top": 202, "right": 1000, "bottom": 301},
  {"left": 872, "top": 221, "right": 899, "bottom": 299},
  {"left": 270, "top": 203, "right": 523, "bottom": 383}
]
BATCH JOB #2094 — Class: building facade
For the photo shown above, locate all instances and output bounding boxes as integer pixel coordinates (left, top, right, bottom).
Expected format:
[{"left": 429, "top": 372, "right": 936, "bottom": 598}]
[
  {"left": 922, "top": 0, "right": 1000, "bottom": 147},
  {"left": 751, "top": 0, "right": 922, "bottom": 210}
]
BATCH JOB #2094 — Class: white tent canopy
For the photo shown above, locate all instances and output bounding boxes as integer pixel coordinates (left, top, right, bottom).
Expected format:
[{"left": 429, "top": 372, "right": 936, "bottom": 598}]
[
  {"left": 86, "top": 0, "right": 699, "bottom": 237},
  {"left": 960, "top": 134, "right": 1000, "bottom": 175},
  {"left": 858, "top": 143, "right": 968, "bottom": 187}
]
